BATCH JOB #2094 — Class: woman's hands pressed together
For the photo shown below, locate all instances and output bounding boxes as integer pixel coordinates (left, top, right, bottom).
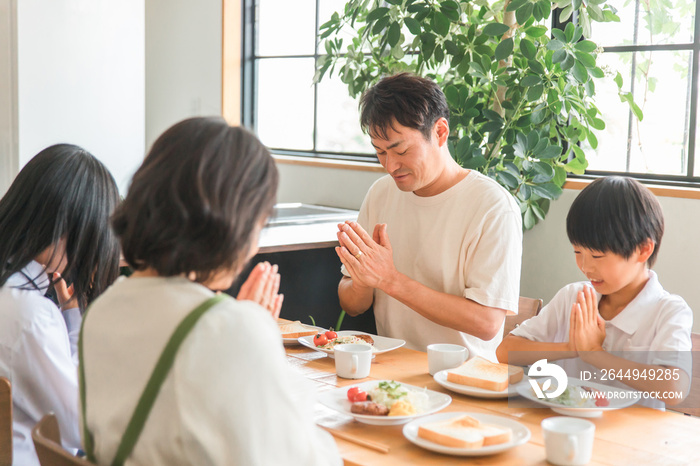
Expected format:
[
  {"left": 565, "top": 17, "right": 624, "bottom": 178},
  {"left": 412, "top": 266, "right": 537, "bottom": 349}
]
[{"left": 237, "top": 262, "right": 284, "bottom": 320}]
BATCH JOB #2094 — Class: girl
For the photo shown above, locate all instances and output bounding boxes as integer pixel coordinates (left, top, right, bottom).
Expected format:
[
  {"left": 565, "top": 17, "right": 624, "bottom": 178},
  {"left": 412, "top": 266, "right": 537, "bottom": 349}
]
[
  {"left": 79, "top": 117, "right": 340, "bottom": 465},
  {"left": 0, "top": 144, "right": 120, "bottom": 466}
]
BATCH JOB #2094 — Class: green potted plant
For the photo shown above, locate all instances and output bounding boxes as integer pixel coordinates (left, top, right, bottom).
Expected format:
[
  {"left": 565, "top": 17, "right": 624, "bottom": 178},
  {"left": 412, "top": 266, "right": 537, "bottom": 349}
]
[{"left": 315, "top": 0, "right": 641, "bottom": 229}]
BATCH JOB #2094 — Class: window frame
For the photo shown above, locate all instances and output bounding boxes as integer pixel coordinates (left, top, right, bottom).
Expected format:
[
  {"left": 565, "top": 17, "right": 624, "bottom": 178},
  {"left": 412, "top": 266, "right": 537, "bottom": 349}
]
[{"left": 241, "top": 0, "right": 700, "bottom": 185}]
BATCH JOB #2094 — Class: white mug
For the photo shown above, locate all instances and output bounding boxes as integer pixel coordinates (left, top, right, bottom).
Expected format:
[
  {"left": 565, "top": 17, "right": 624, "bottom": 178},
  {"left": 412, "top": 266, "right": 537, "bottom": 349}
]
[
  {"left": 427, "top": 343, "right": 468, "bottom": 376},
  {"left": 541, "top": 416, "right": 596, "bottom": 466},
  {"left": 334, "top": 344, "right": 372, "bottom": 379}
]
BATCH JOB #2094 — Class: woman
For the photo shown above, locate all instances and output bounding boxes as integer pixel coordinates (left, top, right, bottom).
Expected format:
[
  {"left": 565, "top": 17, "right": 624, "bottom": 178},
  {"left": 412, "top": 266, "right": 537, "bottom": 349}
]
[
  {"left": 79, "top": 117, "right": 340, "bottom": 465},
  {"left": 0, "top": 144, "right": 121, "bottom": 466}
]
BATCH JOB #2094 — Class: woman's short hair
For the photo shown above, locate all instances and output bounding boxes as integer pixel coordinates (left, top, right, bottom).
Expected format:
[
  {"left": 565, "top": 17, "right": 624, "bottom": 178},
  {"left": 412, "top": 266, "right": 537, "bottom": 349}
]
[
  {"left": 0, "top": 144, "right": 121, "bottom": 308},
  {"left": 566, "top": 176, "right": 664, "bottom": 266},
  {"left": 113, "top": 117, "right": 278, "bottom": 283},
  {"left": 359, "top": 72, "right": 450, "bottom": 141}
]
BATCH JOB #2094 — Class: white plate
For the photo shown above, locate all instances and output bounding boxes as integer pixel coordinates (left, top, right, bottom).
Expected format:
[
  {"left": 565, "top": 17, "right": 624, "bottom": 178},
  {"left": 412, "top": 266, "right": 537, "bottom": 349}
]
[
  {"left": 298, "top": 330, "right": 405, "bottom": 358},
  {"left": 433, "top": 370, "right": 519, "bottom": 399},
  {"left": 515, "top": 377, "right": 640, "bottom": 418},
  {"left": 281, "top": 324, "right": 324, "bottom": 345},
  {"left": 403, "top": 412, "right": 531, "bottom": 456},
  {"left": 318, "top": 380, "right": 451, "bottom": 426}
]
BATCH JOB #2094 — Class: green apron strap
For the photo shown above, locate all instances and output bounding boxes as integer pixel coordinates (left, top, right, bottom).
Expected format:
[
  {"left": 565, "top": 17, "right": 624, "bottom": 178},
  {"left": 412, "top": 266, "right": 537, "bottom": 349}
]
[{"left": 80, "top": 294, "right": 228, "bottom": 466}]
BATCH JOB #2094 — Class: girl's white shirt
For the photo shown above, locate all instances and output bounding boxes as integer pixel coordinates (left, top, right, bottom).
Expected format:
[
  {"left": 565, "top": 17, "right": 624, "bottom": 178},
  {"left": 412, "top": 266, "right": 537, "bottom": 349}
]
[{"left": 0, "top": 260, "right": 82, "bottom": 466}]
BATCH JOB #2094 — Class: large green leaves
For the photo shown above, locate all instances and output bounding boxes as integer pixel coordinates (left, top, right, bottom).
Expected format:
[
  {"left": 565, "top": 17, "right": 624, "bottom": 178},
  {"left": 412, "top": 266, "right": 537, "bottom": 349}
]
[{"left": 315, "top": 0, "right": 626, "bottom": 230}]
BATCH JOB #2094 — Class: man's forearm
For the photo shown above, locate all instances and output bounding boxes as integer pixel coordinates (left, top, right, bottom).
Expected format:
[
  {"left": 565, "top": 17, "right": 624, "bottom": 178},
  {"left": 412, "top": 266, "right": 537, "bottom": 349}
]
[
  {"left": 338, "top": 276, "right": 374, "bottom": 316},
  {"left": 381, "top": 272, "right": 506, "bottom": 340}
]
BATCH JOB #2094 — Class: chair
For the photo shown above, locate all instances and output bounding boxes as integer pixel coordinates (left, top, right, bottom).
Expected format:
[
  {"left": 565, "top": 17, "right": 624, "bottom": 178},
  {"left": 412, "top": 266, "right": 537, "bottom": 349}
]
[
  {"left": 32, "top": 414, "right": 92, "bottom": 466},
  {"left": 503, "top": 297, "right": 543, "bottom": 337},
  {"left": 668, "top": 332, "right": 700, "bottom": 417},
  {"left": 0, "top": 377, "right": 11, "bottom": 466}
]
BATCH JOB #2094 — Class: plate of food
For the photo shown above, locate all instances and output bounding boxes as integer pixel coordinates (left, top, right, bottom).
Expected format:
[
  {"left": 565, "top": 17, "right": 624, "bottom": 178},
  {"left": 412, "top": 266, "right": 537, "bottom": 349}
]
[
  {"left": 278, "top": 320, "right": 324, "bottom": 345},
  {"left": 433, "top": 357, "right": 524, "bottom": 399},
  {"left": 298, "top": 330, "right": 405, "bottom": 358},
  {"left": 318, "top": 380, "right": 451, "bottom": 426},
  {"left": 402, "top": 412, "right": 531, "bottom": 456},
  {"left": 515, "top": 377, "right": 640, "bottom": 418}
]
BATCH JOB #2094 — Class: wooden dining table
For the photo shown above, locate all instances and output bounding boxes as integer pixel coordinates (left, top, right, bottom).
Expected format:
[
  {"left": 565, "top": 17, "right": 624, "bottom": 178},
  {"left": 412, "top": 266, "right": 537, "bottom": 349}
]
[{"left": 285, "top": 343, "right": 700, "bottom": 465}]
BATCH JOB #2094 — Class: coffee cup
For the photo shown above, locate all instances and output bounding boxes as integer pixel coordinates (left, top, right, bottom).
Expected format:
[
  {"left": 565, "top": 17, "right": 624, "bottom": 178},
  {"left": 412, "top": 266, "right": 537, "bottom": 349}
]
[
  {"left": 427, "top": 343, "right": 468, "bottom": 376},
  {"left": 541, "top": 416, "right": 595, "bottom": 465},
  {"left": 334, "top": 344, "right": 372, "bottom": 379}
]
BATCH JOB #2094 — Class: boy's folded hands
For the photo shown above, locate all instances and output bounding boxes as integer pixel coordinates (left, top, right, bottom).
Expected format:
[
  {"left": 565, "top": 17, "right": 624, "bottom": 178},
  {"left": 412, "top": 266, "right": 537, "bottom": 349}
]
[{"left": 569, "top": 286, "right": 606, "bottom": 356}]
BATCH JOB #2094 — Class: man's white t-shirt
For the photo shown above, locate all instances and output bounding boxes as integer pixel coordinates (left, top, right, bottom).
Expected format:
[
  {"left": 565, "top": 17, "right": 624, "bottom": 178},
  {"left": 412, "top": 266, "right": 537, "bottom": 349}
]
[
  {"left": 511, "top": 271, "right": 693, "bottom": 409},
  {"left": 344, "top": 170, "right": 522, "bottom": 358}
]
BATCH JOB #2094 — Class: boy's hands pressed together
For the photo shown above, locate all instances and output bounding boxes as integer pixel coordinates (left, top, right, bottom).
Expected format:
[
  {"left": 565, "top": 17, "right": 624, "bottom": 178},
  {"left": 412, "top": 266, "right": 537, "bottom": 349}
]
[{"left": 571, "top": 286, "right": 606, "bottom": 357}]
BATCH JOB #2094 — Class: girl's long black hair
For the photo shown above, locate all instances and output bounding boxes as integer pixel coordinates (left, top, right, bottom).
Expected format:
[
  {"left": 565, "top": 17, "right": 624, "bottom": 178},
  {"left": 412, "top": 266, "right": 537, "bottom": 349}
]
[{"left": 0, "top": 144, "right": 121, "bottom": 309}]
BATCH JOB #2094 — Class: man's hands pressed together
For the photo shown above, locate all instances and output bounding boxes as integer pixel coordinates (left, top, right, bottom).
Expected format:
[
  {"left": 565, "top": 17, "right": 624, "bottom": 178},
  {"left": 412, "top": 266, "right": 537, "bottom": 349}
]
[{"left": 335, "top": 221, "right": 398, "bottom": 292}]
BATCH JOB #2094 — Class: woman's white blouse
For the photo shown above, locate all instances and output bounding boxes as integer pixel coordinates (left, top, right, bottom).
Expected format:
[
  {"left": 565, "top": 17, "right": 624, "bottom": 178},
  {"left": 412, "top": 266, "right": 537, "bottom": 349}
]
[
  {"left": 0, "top": 261, "right": 82, "bottom": 466},
  {"left": 81, "top": 276, "right": 340, "bottom": 466}
]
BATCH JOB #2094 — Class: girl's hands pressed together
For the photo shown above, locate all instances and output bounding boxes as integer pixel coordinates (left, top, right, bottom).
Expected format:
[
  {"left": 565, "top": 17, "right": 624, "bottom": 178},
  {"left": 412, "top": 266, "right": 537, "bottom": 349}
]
[
  {"left": 53, "top": 272, "right": 79, "bottom": 311},
  {"left": 237, "top": 262, "right": 284, "bottom": 320}
]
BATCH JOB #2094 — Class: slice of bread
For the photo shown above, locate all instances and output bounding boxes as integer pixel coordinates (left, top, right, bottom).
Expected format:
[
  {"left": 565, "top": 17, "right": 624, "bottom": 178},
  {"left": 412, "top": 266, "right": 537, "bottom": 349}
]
[
  {"left": 446, "top": 356, "right": 521, "bottom": 392},
  {"left": 278, "top": 321, "right": 317, "bottom": 338},
  {"left": 417, "top": 415, "right": 512, "bottom": 449},
  {"left": 479, "top": 423, "right": 513, "bottom": 446},
  {"left": 417, "top": 416, "right": 485, "bottom": 449}
]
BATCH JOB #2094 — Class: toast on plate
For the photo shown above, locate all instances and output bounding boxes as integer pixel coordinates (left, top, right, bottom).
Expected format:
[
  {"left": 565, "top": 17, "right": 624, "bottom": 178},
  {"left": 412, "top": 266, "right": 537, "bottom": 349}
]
[
  {"left": 446, "top": 356, "right": 524, "bottom": 392},
  {"left": 417, "top": 415, "right": 512, "bottom": 449},
  {"left": 278, "top": 321, "right": 317, "bottom": 339}
]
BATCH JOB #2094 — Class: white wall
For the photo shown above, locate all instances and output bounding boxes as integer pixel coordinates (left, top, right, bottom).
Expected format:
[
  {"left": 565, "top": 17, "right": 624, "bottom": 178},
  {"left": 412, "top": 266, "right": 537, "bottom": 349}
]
[
  {"left": 14, "top": 0, "right": 145, "bottom": 194},
  {"left": 277, "top": 164, "right": 700, "bottom": 331},
  {"left": 276, "top": 163, "right": 384, "bottom": 210},
  {"left": 145, "top": 0, "right": 222, "bottom": 151}
]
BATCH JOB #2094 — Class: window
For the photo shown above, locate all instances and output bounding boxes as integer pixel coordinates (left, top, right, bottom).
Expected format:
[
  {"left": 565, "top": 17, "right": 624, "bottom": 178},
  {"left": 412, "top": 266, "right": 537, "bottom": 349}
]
[
  {"left": 243, "top": 0, "right": 700, "bottom": 185},
  {"left": 242, "top": 0, "right": 374, "bottom": 162},
  {"left": 581, "top": 0, "right": 700, "bottom": 186}
]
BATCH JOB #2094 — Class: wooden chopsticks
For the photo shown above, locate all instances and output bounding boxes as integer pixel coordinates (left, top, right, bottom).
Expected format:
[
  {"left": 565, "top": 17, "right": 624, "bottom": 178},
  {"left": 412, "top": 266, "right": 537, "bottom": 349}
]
[{"left": 319, "top": 425, "right": 390, "bottom": 454}]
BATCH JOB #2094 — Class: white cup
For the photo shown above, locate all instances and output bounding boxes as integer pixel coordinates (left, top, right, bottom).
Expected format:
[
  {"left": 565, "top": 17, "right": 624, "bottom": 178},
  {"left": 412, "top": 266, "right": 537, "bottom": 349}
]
[
  {"left": 427, "top": 343, "right": 468, "bottom": 376},
  {"left": 334, "top": 344, "right": 372, "bottom": 379},
  {"left": 541, "top": 416, "right": 596, "bottom": 465}
]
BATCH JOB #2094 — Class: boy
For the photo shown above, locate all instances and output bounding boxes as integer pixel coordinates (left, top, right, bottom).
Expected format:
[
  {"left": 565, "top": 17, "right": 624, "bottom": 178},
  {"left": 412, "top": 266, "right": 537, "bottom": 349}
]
[{"left": 497, "top": 177, "right": 692, "bottom": 408}]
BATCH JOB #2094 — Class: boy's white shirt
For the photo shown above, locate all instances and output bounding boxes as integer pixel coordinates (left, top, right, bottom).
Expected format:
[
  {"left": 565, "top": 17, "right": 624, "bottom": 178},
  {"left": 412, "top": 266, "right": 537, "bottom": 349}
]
[{"left": 511, "top": 270, "right": 693, "bottom": 409}]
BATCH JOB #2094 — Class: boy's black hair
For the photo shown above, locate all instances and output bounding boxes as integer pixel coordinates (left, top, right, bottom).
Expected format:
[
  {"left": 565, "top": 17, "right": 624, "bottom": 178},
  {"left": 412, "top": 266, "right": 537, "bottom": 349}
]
[
  {"left": 113, "top": 116, "right": 278, "bottom": 284},
  {"left": 0, "top": 144, "right": 121, "bottom": 309},
  {"left": 359, "top": 72, "right": 450, "bottom": 142},
  {"left": 566, "top": 176, "right": 664, "bottom": 266}
]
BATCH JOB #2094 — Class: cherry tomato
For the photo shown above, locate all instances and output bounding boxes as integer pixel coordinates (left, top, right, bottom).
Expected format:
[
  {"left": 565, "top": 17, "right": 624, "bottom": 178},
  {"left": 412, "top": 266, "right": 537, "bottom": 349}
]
[
  {"left": 313, "top": 333, "right": 328, "bottom": 346},
  {"left": 595, "top": 396, "right": 609, "bottom": 407},
  {"left": 325, "top": 327, "right": 338, "bottom": 340},
  {"left": 352, "top": 391, "right": 368, "bottom": 402},
  {"left": 347, "top": 387, "right": 360, "bottom": 401},
  {"left": 346, "top": 387, "right": 368, "bottom": 402}
]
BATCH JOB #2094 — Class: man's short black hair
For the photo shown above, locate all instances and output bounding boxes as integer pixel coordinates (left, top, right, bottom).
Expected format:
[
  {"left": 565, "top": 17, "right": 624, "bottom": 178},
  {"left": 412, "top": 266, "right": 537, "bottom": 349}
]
[
  {"left": 359, "top": 72, "right": 450, "bottom": 141},
  {"left": 113, "top": 117, "right": 278, "bottom": 283},
  {"left": 566, "top": 176, "right": 664, "bottom": 266}
]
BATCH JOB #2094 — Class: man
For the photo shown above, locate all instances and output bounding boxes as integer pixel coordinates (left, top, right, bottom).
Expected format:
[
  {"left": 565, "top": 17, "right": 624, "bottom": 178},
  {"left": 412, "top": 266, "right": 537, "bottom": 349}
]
[{"left": 336, "top": 73, "right": 522, "bottom": 359}]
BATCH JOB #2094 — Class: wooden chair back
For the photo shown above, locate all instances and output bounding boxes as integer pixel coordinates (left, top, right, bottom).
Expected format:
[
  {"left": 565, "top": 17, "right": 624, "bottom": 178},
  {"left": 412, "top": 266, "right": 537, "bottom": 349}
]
[
  {"left": 668, "top": 332, "right": 700, "bottom": 417},
  {"left": 32, "top": 414, "right": 92, "bottom": 466},
  {"left": 504, "top": 297, "right": 543, "bottom": 336},
  {"left": 0, "top": 377, "right": 11, "bottom": 466}
]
